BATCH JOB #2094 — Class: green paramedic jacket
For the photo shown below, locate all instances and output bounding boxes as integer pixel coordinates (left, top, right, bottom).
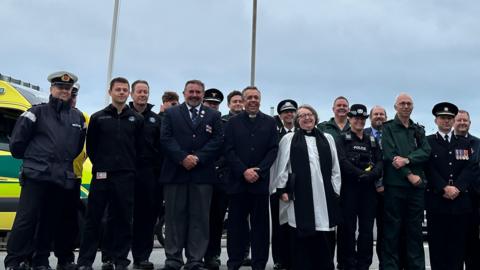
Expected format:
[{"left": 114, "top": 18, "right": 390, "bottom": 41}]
[{"left": 381, "top": 115, "right": 431, "bottom": 188}]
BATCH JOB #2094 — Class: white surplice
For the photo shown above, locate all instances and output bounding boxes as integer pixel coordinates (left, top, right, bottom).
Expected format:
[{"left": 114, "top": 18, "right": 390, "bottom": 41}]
[{"left": 269, "top": 132, "right": 341, "bottom": 231}]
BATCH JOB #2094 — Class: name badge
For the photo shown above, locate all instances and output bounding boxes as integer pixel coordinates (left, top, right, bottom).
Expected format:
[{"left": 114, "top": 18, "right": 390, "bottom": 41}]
[{"left": 96, "top": 172, "right": 107, "bottom": 180}]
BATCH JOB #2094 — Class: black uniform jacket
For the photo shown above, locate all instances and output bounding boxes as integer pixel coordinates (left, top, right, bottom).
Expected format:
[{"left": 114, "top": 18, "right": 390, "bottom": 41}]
[
  {"left": 159, "top": 103, "right": 223, "bottom": 184},
  {"left": 86, "top": 104, "right": 144, "bottom": 173},
  {"left": 425, "top": 132, "right": 475, "bottom": 214},
  {"left": 129, "top": 102, "right": 162, "bottom": 169},
  {"left": 224, "top": 111, "right": 279, "bottom": 194},
  {"left": 339, "top": 131, "right": 383, "bottom": 186},
  {"left": 10, "top": 95, "right": 86, "bottom": 187}
]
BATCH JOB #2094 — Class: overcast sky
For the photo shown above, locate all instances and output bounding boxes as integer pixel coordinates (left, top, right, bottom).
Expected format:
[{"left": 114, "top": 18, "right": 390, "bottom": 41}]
[{"left": 2, "top": 0, "right": 480, "bottom": 134}]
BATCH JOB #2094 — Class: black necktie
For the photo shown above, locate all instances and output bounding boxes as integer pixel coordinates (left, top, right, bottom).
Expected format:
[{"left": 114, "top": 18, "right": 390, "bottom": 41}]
[
  {"left": 445, "top": 134, "right": 449, "bottom": 143},
  {"left": 190, "top": 107, "right": 198, "bottom": 123},
  {"left": 376, "top": 131, "right": 382, "bottom": 139}
]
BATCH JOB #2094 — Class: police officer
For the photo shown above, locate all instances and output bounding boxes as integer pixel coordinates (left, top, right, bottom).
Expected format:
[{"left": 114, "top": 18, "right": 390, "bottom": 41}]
[
  {"left": 77, "top": 77, "right": 144, "bottom": 270},
  {"left": 425, "top": 102, "right": 475, "bottom": 270},
  {"left": 202, "top": 88, "right": 228, "bottom": 270},
  {"left": 129, "top": 80, "right": 162, "bottom": 269},
  {"left": 50, "top": 82, "right": 89, "bottom": 270},
  {"left": 381, "top": 93, "right": 431, "bottom": 270},
  {"left": 271, "top": 99, "right": 298, "bottom": 270},
  {"left": 5, "top": 71, "right": 86, "bottom": 270},
  {"left": 339, "top": 104, "right": 383, "bottom": 270}
]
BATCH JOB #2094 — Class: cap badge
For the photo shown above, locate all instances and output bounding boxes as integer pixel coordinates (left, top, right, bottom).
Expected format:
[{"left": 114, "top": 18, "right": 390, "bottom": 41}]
[
  {"left": 212, "top": 92, "right": 217, "bottom": 97},
  {"left": 61, "top": 74, "right": 71, "bottom": 82},
  {"left": 445, "top": 107, "right": 449, "bottom": 111}
]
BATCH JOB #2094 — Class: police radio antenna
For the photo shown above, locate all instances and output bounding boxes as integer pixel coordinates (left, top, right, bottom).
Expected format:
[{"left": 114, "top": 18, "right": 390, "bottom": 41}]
[{"left": 105, "top": 0, "right": 121, "bottom": 105}]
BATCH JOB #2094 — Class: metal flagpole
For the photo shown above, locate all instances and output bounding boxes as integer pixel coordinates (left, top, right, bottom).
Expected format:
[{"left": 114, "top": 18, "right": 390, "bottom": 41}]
[
  {"left": 250, "top": 0, "right": 258, "bottom": 86},
  {"left": 105, "top": 0, "right": 120, "bottom": 105}
]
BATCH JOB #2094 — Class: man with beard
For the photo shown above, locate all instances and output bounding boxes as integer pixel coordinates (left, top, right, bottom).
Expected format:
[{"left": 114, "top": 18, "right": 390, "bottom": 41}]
[
  {"left": 224, "top": 86, "right": 278, "bottom": 270},
  {"left": 381, "top": 93, "right": 430, "bottom": 270},
  {"left": 5, "top": 72, "right": 86, "bottom": 270},
  {"left": 425, "top": 102, "right": 475, "bottom": 270},
  {"left": 364, "top": 105, "right": 389, "bottom": 270},
  {"left": 159, "top": 80, "right": 223, "bottom": 270},
  {"left": 271, "top": 99, "right": 298, "bottom": 270},
  {"left": 453, "top": 110, "right": 480, "bottom": 270},
  {"left": 77, "top": 77, "right": 144, "bottom": 270},
  {"left": 128, "top": 80, "right": 162, "bottom": 269}
]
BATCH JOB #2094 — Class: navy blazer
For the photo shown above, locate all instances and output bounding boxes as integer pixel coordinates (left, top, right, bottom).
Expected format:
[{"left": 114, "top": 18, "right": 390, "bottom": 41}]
[
  {"left": 160, "top": 103, "right": 223, "bottom": 184},
  {"left": 224, "top": 111, "right": 279, "bottom": 194},
  {"left": 425, "top": 133, "right": 475, "bottom": 214}
]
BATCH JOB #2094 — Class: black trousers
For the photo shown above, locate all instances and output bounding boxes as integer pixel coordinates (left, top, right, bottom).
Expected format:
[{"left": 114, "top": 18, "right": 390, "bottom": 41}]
[
  {"left": 340, "top": 184, "right": 377, "bottom": 270},
  {"left": 464, "top": 196, "right": 480, "bottom": 270},
  {"left": 289, "top": 227, "right": 335, "bottom": 270},
  {"left": 5, "top": 180, "right": 65, "bottom": 268},
  {"left": 375, "top": 192, "right": 385, "bottom": 270},
  {"left": 132, "top": 166, "right": 158, "bottom": 263},
  {"left": 204, "top": 185, "right": 229, "bottom": 261},
  {"left": 51, "top": 181, "right": 81, "bottom": 264},
  {"left": 227, "top": 193, "right": 269, "bottom": 270},
  {"left": 270, "top": 193, "right": 291, "bottom": 268},
  {"left": 427, "top": 212, "right": 469, "bottom": 270},
  {"left": 77, "top": 172, "right": 135, "bottom": 267},
  {"left": 163, "top": 183, "right": 212, "bottom": 270}
]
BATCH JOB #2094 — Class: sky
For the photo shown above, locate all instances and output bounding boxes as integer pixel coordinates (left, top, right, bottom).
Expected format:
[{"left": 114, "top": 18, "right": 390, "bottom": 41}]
[{"left": 2, "top": 0, "right": 480, "bottom": 134}]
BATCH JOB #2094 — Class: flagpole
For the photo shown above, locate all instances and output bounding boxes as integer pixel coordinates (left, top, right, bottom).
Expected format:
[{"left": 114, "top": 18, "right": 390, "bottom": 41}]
[
  {"left": 250, "top": 0, "right": 258, "bottom": 86},
  {"left": 105, "top": 0, "right": 120, "bottom": 105}
]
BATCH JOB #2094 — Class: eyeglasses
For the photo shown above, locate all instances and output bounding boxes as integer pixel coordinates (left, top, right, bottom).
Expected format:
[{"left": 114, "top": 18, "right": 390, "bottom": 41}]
[
  {"left": 397, "top": 102, "right": 413, "bottom": 107},
  {"left": 298, "top": 113, "right": 314, "bottom": 119}
]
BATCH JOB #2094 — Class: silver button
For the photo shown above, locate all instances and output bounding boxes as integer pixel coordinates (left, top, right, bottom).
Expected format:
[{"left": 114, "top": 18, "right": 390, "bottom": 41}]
[{"left": 449, "top": 162, "right": 452, "bottom": 166}]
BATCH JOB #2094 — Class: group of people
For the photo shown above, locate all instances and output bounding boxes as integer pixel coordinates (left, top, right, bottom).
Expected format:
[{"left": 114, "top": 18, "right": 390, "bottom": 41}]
[{"left": 4, "top": 70, "right": 480, "bottom": 270}]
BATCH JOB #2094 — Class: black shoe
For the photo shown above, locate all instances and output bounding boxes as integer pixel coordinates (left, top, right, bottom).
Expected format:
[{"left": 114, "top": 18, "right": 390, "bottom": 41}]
[
  {"left": 133, "top": 261, "right": 154, "bottom": 270},
  {"left": 32, "top": 266, "right": 53, "bottom": 270},
  {"left": 188, "top": 266, "right": 208, "bottom": 270},
  {"left": 157, "top": 266, "right": 177, "bottom": 270},
  {"left": 57, "top": 262, "right": 78, "bottom": 270},
  {"left": 115, "top": 265, "right": 128, "bottom": 270},
  {"left": 273, "top": 263, "right": 287, "bottom": 270},
  {"left": 204, "top": 256, "right": 220, "bottom": 270},
  {"left": 241, "top": 257, "right": 251, "bottom": 266},
  {"left": 101, "top": 261, "right": 115, "bottom": 270},
  {"left": 78, "top": 266, "right": 93, "bottom": 270}
]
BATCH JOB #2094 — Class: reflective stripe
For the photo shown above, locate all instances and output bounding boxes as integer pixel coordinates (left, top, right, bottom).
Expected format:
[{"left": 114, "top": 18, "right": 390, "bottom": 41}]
[{"left": 20, "top": 111, "right": 37, "bottom": 122}]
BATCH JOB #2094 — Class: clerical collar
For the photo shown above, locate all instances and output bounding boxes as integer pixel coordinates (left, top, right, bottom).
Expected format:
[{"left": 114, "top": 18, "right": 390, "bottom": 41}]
[
  {"left": 302, "top": 129, "right": 316, "bottom": 137},
  {"left": 248, "top": 113, "right": 257, "bottom": 118}
]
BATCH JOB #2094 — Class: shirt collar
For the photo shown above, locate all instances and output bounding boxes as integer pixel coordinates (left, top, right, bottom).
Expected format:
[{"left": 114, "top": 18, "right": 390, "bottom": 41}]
[{"left": 438, "top": 130, "right": 453, "bottom": 141}]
